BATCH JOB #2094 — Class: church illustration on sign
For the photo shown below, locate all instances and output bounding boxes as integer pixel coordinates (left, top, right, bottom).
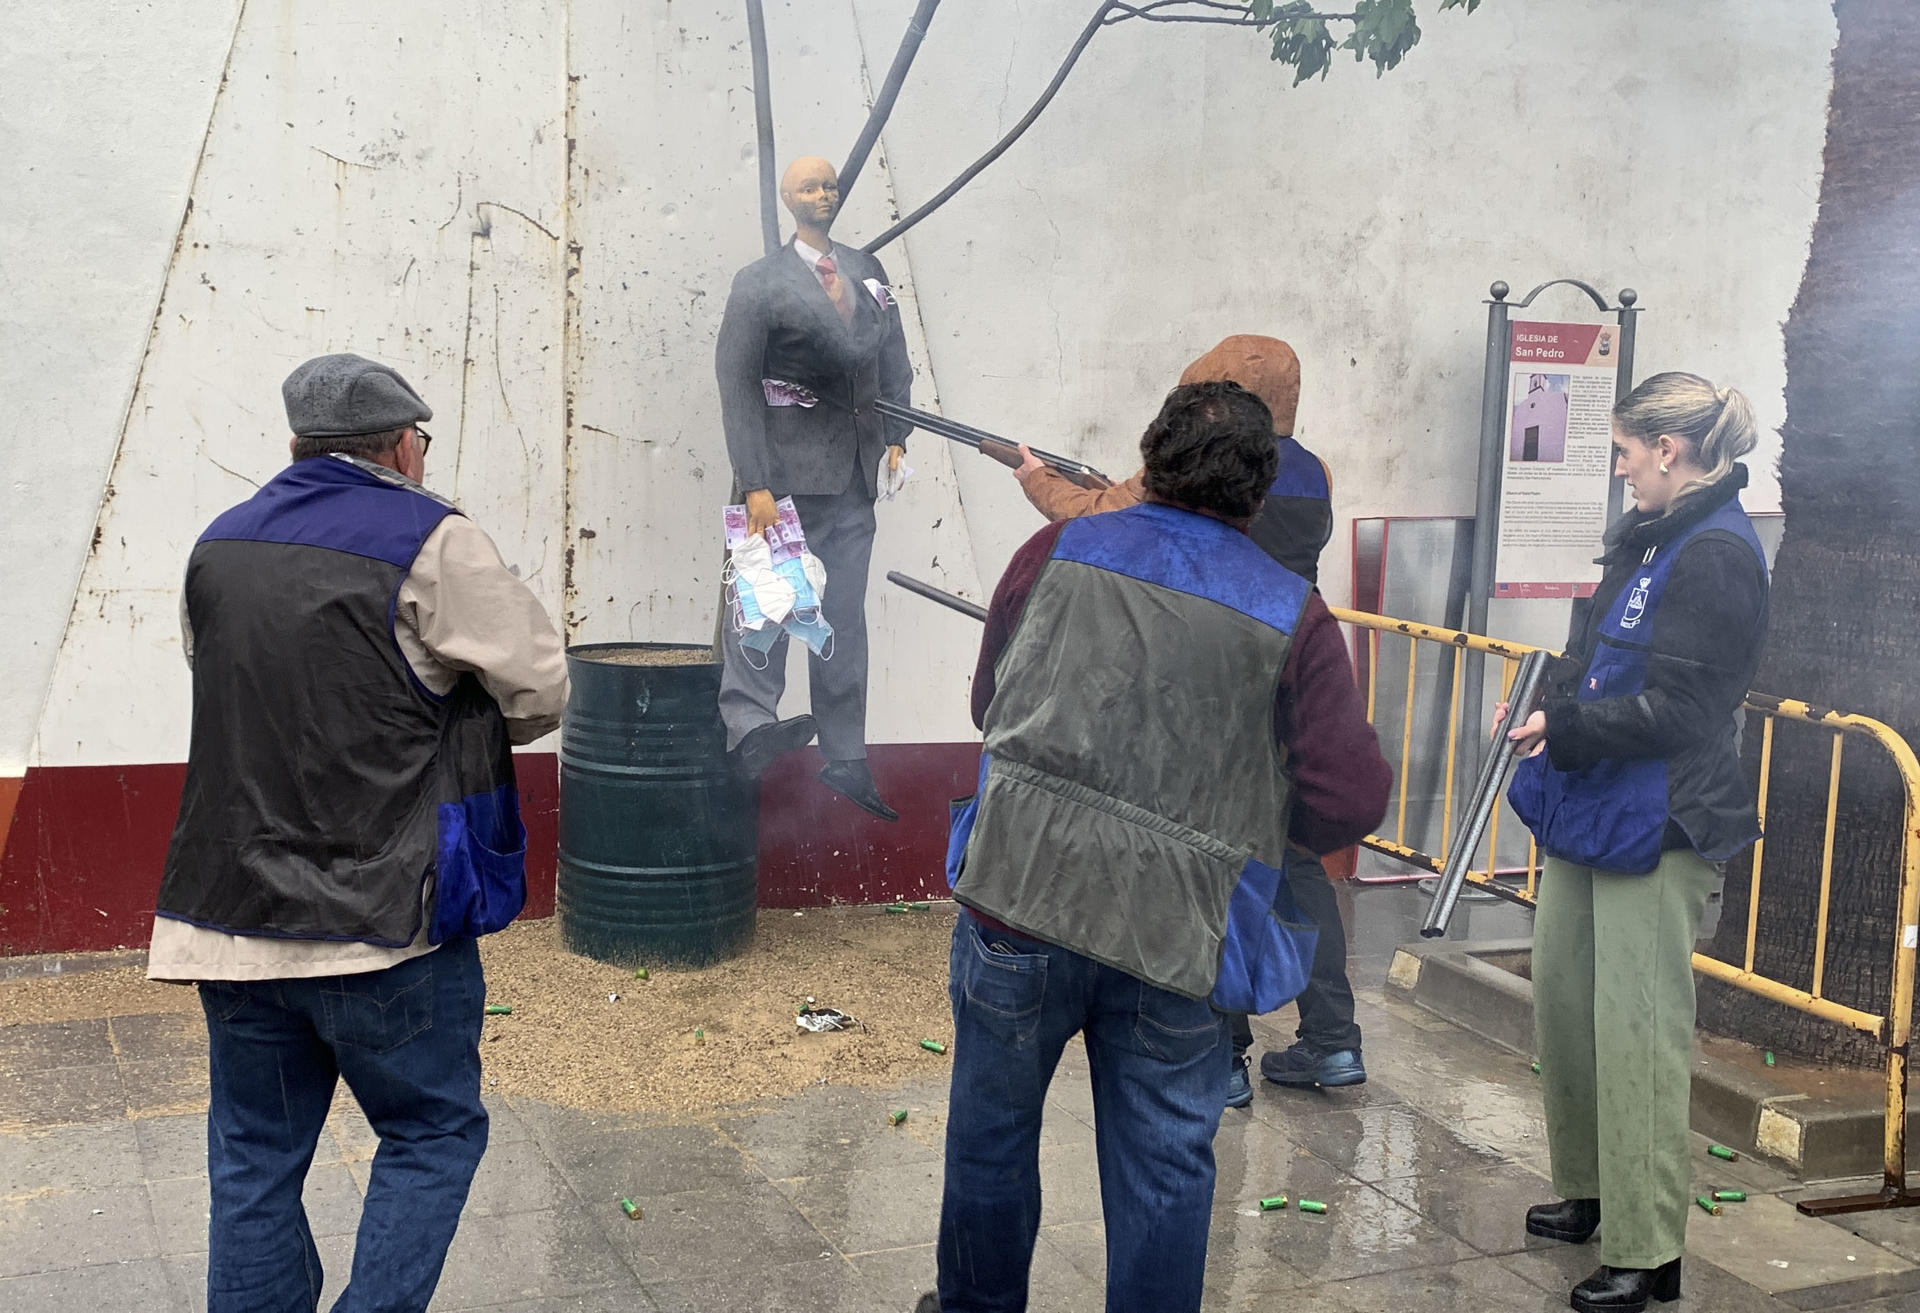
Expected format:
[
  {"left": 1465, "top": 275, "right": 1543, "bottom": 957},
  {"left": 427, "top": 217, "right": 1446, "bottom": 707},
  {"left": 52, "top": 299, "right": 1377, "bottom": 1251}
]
[{"left": 1508, "top": 371, "right": 1570, "bottom": 464}]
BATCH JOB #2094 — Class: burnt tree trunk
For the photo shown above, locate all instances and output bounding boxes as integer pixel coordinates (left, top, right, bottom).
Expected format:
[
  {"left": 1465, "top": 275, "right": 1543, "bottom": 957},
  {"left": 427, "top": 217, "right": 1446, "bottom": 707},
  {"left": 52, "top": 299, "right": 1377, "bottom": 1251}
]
[{"left": 1696, "top": 0, "right": 1920, "bottom": 1066}]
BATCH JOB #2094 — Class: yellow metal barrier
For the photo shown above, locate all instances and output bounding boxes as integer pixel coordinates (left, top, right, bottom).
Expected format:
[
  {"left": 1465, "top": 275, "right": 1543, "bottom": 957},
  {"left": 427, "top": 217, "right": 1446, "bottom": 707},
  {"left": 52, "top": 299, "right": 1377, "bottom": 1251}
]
[{"left": 1331, "top": 606, "right": 1920, "bottom": 1214}]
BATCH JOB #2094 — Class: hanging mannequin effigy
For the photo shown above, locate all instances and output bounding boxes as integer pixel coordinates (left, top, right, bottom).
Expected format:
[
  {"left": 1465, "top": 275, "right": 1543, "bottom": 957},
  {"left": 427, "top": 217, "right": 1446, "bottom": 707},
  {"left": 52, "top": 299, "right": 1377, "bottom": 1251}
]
[{"left": 713, "top": 156, "right": 912, "bottom": 821}]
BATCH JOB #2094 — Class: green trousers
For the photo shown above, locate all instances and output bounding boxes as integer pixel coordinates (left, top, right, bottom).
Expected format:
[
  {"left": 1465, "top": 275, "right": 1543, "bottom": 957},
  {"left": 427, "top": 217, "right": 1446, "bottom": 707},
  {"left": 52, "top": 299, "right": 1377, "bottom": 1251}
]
[{"left": 1532, "top": 848, "right": 1718, "bottom": 1268}]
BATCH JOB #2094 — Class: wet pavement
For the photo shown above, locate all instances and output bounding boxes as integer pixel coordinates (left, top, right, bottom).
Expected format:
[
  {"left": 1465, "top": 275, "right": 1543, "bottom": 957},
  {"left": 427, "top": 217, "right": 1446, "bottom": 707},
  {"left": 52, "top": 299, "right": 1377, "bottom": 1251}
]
[{"left": 4, "top": 887, "right": 1920, "bottom": 1311}]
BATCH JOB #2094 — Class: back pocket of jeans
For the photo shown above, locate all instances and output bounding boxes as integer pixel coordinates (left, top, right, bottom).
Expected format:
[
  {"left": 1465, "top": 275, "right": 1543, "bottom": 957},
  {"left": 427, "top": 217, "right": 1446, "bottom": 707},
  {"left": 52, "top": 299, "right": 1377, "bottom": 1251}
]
[
  {"left": 1133, "top": 983, "right": 1223, "bottom": 1063},
  {"left": 961, "top": 921, "right": 1048, "bottom": 1047},
  {"left": 321, "top": 958, "right": 434, "bottom": 1054}
]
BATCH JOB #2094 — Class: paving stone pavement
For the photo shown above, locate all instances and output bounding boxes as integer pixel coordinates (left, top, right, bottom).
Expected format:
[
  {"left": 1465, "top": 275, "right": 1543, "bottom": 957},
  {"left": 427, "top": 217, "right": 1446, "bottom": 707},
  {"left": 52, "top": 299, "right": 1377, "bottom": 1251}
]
[{"left": 3, "top": 888, "right": 1918, "bottom": 1311}]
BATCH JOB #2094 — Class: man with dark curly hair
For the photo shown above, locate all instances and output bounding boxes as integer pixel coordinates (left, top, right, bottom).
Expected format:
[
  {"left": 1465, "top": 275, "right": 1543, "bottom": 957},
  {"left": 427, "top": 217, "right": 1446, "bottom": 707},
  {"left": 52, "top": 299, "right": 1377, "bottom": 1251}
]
[{"left": 928, "top": 381, "right": 1390, "bottom": 1313}]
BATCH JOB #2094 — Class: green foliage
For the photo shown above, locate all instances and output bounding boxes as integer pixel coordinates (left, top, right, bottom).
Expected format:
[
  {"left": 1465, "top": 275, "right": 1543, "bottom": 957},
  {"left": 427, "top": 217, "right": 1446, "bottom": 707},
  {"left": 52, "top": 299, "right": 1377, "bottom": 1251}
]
[
  {"left": 1267, "top": 2, "right": 1336, "bottom": 86},
  {"left": 1250, "top": 0, "right": 1480, "bottom": 83},
  {"left": 1344, "top": 0, "right": 1421, "bottom": 76}
]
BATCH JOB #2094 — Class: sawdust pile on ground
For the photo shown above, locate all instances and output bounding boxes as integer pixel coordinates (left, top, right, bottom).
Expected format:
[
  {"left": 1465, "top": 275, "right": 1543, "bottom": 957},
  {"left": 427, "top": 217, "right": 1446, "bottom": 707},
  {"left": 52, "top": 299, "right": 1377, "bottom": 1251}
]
[
  {"left": 0, "top": 965, "right": 197, "bottom": 1026},
  {"left": 477, "top": 906, "right": 956, "bottom": 1115}
]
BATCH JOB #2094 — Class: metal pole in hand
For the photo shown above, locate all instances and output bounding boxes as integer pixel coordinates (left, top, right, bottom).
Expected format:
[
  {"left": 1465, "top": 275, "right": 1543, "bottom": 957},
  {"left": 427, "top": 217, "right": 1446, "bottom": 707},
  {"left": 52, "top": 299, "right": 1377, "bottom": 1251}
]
[{"left": 1422, "top": 649, "right": 1551, "bottom": 938}]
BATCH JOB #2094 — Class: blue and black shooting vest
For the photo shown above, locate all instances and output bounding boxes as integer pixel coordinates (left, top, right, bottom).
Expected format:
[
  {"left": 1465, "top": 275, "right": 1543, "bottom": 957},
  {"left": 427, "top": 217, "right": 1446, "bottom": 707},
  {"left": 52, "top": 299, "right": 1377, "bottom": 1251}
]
[
  {"left": 1248, "top": 436, "right": 1333, "bottom": 585},
  {"left": 158, "top": 455, "right": 526, "bottom": 947},
  {"left": 1508, "top": 495, "right": 1768, "bottom": 874},
  {"left": 952, "top": 502, "right": 1318, "bottom": 1011}
]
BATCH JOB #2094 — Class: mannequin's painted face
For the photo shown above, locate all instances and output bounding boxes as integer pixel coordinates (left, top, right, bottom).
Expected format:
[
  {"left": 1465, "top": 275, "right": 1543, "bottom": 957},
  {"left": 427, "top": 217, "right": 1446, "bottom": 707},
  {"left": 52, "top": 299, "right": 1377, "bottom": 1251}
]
[{"left": 780, "top": 158, "right": 840, "bottom": 228}]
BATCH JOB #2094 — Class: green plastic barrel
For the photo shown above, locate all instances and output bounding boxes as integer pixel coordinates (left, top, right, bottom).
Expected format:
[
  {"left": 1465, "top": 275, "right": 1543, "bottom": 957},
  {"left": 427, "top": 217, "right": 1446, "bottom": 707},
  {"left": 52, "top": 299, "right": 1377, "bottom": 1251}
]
[{"left": 557, "top": 643, "right": 757, "bottom": 967}]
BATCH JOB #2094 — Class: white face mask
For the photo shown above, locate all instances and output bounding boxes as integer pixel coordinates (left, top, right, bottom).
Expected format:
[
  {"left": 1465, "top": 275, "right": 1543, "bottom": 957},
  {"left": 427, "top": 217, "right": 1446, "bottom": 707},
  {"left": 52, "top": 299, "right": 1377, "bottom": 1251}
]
[{"left": 728, "top": 532, "right": 799, "bottom": 625}]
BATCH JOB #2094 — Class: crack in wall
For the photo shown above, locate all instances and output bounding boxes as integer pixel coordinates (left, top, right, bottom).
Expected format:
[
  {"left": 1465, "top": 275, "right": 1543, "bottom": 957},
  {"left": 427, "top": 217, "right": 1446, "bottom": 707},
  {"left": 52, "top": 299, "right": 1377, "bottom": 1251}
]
[{"left": 26, "top": 0, "right": 252, "bottom": 769}]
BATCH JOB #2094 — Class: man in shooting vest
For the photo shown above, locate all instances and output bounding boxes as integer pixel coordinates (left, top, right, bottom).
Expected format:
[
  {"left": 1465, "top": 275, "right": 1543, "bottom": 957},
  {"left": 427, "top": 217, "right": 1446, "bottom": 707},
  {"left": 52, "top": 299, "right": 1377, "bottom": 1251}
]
[
  {"left": 1010, "top": 333, "right": 1370, "bottom": 1105},
  {"left": 932, "top": 381, "right": 1389, "bottom": 1313},
  {"left": 149, "top": 353, "right": 568, "bottom": 1312}
]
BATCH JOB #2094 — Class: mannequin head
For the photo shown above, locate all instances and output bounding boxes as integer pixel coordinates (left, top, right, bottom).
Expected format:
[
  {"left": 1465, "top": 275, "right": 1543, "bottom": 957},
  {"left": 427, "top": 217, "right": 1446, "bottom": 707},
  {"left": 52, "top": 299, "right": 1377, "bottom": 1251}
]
[{"left": 780, "top": 157, "right": 840, "bottom": 245}]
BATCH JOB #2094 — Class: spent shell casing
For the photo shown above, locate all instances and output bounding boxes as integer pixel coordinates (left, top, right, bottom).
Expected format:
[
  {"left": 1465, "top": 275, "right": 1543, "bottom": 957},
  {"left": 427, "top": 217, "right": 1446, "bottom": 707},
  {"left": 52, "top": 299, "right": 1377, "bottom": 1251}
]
[
  {"left": 620, "top": 1198, "right": 641, "bottom": 1220},
  {"left": 484, "top": 1004, "right": 512, "bottom": 1016},
  {"left": 1530, "top": 1062, "right": 1540, "bottom": 1074},
  {"left": 1258, "top": 1196, "right": 1288, "bottom": 1212},
  {"left": 1298, "top": 1200, "right": 1328, "bottom": 1214},
  {"left": 1764, "top": 1050, "right": 1775, "bottom": 1067},
  {"left": 1707, "top": 1144, "right": 1739, "bottom": 1161},
  {"left": 1711, "top": 1190, "right": 1747, "bottom": 1203},
  {"left": 1695, "top": 1195, "right": 1722, "bottom": 1215},
  {"left": 634, "top": 968, "right": 650, "bottom": 980},
  {"left": 890, "top": 1109, "right": 909, "bottom": 1126},
  {"left": 920, "top": 1039, "right": 947, "bottom": 1053}
]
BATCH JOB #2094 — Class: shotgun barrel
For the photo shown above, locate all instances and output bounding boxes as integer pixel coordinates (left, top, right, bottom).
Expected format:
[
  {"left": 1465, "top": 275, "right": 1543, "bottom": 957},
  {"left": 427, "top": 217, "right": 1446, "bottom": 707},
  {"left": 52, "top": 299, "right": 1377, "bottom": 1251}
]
[
  {"left": 874, "top": 399, "right": 1112, "bottom": 489},
  {"left": 886, "top": 571, "right": 988, "bottom": 622},
  {"left": 1420, "top": 648, "right": 1553, "bottom": 938}
]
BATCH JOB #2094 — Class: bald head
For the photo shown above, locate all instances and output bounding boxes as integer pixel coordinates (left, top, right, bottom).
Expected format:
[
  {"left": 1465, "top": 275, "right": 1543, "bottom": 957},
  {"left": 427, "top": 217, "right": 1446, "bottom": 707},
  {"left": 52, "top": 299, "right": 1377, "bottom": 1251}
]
[{"left": 780, "top": 157, "right": 840, "bottom": 233}]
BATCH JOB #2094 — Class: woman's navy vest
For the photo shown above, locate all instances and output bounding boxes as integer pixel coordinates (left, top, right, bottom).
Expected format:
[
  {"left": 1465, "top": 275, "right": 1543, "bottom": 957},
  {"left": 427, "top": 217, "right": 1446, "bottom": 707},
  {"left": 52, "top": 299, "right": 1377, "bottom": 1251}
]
[
  {"left": 158, "top": 456, "right": 526, "bottom": 947},
  {"left": 1508, "top": 497, "right": 1766, "bottom": 874}
]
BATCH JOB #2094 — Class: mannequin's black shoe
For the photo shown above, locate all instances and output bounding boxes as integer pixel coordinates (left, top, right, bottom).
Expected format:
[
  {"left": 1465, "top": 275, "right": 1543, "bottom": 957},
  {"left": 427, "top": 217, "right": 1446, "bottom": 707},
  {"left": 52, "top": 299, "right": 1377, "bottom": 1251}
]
[
  {"left": 1570, "top": 1259, "right": 1681, "bottom": 1312},
  {"left": 728, "top": 715, "right": 817, "bottom": 780},
  {"left": 820, "top": 759, "right": 899, "bottom": 822},
  {"left": 1525, "top": 1197, "right": 1600, "bottom": 1243}
]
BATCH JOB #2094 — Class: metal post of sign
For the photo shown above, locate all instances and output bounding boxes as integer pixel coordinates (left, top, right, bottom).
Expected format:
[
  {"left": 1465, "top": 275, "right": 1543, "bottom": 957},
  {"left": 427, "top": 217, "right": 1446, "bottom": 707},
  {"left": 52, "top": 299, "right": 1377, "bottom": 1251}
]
[
  {"left": 1608, "top": 288, "right": 1641, "bottom": 520},
  {"left": 1456, "top": 281, "right": 1513, "bottom": 804},
  {"left": 1453, "top": 278, "right": 1643, "bottom": 874}
]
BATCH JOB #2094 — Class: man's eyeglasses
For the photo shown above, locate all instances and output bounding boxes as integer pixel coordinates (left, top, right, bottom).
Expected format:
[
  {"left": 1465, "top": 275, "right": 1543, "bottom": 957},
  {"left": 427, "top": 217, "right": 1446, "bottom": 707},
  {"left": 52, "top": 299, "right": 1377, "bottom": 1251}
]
[{"left": 414, "top": 426, "right": 433, "bottom": 456}]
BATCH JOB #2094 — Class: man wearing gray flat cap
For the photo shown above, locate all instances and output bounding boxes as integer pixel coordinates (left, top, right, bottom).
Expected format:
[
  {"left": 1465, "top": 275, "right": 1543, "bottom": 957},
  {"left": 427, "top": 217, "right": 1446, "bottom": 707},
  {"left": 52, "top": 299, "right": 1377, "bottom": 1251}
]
[{"left": 148, "top": 352, "right": 568, "bottom": 1312}]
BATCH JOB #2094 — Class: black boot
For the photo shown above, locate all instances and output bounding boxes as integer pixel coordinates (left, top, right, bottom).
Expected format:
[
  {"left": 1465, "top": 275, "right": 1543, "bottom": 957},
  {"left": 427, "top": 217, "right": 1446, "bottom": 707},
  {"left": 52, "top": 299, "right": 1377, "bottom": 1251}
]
[
  {"left": 1570, "top": 1259, "right": 1681, "bottom": 1312},
  {"left": 820, "top": 758, "right": 899, "bottom": 822},
  {"left": 1525, "top": 1197, "right": 1600, "bottom": 1243}
]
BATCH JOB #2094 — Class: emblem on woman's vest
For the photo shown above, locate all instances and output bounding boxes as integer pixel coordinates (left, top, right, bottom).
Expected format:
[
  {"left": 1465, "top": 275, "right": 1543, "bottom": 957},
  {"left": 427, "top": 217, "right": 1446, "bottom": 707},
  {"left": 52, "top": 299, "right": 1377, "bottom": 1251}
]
[{"left": 1620, "top": 576, "right": 1652, "bottom": 629}]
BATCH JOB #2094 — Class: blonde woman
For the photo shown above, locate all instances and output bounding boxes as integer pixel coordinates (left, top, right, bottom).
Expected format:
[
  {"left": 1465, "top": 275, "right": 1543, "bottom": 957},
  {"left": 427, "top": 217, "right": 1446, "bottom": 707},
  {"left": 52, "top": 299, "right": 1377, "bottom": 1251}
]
[{"left": 1502, "top": 372, "right": 1769, "bottom": 1313}]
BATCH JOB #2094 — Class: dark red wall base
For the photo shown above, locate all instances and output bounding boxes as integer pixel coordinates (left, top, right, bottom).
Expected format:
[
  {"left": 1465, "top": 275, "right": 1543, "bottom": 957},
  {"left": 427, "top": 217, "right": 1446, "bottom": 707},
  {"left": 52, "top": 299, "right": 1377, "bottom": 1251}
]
[{"left": 0, "top": 743, "right": 978, "bottom": 956}]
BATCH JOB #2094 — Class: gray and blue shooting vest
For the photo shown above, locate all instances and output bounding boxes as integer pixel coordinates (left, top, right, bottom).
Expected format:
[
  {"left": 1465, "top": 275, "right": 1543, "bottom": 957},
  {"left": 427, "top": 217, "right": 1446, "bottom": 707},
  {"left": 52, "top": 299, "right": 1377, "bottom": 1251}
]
[
  {"left": 157, "top": 454, "right": 527, "bottom": 948},
  {"left": 955, "top": 501, "right": 1317, "bottom": 1009}
]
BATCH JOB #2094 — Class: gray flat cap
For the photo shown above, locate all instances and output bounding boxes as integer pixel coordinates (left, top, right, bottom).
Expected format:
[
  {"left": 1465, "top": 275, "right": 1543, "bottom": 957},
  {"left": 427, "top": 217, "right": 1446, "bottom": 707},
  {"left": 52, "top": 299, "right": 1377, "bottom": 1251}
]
[{"left": 282, "top": 353, "right": 433, "bottom": 437}]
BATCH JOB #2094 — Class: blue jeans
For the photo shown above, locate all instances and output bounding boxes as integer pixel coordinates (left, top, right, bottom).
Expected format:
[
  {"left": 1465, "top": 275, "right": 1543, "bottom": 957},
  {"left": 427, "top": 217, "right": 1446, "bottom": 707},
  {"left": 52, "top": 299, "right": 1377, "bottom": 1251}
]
[
  {"left": 197, "top": 938, "right": 490, "bottom": 1313},
  {"left": 937, "top": 911, "right": 1230, "bottom": 1313}
]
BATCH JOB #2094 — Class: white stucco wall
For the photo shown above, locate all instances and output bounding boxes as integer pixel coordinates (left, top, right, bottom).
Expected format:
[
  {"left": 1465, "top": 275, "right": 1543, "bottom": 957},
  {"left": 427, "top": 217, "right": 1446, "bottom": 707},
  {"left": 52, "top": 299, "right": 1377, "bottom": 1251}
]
[{"left": 5, "top": 0, "right": 1835, "bottom": 771}]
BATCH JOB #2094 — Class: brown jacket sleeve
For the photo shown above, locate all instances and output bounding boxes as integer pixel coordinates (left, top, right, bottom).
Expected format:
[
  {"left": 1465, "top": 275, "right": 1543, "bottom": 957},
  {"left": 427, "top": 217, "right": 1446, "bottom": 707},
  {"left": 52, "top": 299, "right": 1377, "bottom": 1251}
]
[
  {"left": 395, "top": 516, "right": 570, "bottom": 745},
  {"left": 1018, "top": 467, "right": 1146, "bottom": 522}
]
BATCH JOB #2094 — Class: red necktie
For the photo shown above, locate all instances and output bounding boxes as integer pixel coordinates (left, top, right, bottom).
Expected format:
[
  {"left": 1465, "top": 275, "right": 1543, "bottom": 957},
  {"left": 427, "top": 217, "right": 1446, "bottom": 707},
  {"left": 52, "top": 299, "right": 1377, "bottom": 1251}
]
[{"left": 816, "top": 254, "right": 855, "bottom": 325}]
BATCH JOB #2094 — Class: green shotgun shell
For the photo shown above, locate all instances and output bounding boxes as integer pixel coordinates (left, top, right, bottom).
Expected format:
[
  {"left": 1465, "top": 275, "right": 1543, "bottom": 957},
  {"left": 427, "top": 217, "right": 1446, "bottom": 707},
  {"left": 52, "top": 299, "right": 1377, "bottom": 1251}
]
[
  {"left": 890, "top": 1108, "right": 909, "bottom": 1126},
  {"left": 1711, "top": 1190, "right": 1747, "bottom": 1203},
  {"left": 694, "top": 1028, "right": 705, "bottom": 1043},
  {"left": 620, "top": 1198, "right": 641, "bottom": 1220},
  {"left": 1764, "top": 1050, "right": 1776, "bottom": 1067},
  {"left": 634, "top": 968, "right": 650, "bottom": 981},
  {"left": 1707, "top": 1144, "right": 1739, "bottom": 1161},
  {"left": 1530, "top": 1062, "right": 1540, "bottom": 1074},
  {"left": 1298, "top": 1200, "right": 1328, "bottom": 1215},
  {"left": 1695, "top": 1194, "right": 1721, "bottom": 1216},
  {"left": 920, "top": 1039, "right": 947, "bottom": 1054},
  {"left": 484, "top": 1004, "right": 512, "bottom": 1016},
  {"left": 1258, "top": 1196, "right": 1288, "bottom": 1212}
]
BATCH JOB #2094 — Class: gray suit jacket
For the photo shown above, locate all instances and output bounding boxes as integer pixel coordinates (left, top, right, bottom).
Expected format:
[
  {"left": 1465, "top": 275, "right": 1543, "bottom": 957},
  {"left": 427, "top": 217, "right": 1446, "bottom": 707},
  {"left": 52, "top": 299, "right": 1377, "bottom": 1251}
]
[{"left": 715, "top": 241, "right": 913, "bottom": 499}]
